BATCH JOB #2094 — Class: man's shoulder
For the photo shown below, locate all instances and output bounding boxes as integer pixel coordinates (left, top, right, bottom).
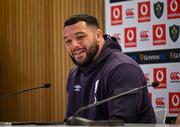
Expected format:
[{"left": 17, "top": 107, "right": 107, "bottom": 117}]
[
  {"left": 106, "top": 51, "right": 137, "bottom": 67},
  {"left": 103, "top": 51, "right": 142, "bottom": 76},
  {"left": 70, "top": 66, "right": 78, "bottom": 71},
  {"left": 68, "top": 66, "right": 79, "bottom": 76}
]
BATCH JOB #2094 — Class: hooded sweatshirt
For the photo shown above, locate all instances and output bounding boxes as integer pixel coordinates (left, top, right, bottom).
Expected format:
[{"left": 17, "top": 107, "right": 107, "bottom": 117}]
[{"left": 65, "top": 35, "right": 156, "bottom": 123}]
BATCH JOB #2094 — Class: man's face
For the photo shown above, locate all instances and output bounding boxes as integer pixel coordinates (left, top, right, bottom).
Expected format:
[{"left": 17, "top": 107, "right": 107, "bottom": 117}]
[{"left": 64, "top": 21, "right": 99, "bottom": 66}]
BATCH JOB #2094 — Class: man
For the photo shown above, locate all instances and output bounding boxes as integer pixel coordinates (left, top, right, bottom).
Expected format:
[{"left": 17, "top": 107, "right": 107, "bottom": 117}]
[
  {"left": 63, "top": 14, "right": 156, "bottom": 123},
  {"left": 176, "top": 114, "right": 180, "bottom": 124}
]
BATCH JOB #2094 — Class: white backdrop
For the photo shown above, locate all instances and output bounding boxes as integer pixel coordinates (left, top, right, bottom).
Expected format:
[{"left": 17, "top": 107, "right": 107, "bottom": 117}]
[{"left": 105, "top": 0, "right": 180, "bottom": 121}]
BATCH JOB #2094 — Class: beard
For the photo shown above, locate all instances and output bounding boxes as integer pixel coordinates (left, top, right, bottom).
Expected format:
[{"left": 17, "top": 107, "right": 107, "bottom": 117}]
[{"left": 70, "top": 41, "right": 99, "bottom": 67}]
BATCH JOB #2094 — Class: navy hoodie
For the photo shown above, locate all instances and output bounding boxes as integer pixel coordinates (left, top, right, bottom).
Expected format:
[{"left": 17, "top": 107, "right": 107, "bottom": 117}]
[{"left": 65, "top": 35, "right": 156, "bottom": 123}]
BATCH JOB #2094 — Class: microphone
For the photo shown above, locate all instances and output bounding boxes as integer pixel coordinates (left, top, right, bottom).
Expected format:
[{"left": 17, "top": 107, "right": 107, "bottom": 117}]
[
  {"left": 0, "top": 83, "right": 51, "bottom": 101},
  {"left": 66, "top": 82, "right": 159, "bottom": 125}
]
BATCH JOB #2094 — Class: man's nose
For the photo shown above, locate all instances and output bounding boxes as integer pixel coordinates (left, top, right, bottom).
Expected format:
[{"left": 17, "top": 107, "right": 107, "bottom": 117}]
[{"left": 71, "top": 39, "right": 80, "bottom": 48}]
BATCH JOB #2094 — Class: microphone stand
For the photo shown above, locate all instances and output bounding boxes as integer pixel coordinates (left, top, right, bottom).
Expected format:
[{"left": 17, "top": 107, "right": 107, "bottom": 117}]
[
  {"left": 0, "top": 83, "right": 55, "bottom": 126},
  {"left": 0, "top": 83, "right": 51, "bottom": 101},
  {"left": 66, "top": 82, "right": 159, "bottom": 126}
]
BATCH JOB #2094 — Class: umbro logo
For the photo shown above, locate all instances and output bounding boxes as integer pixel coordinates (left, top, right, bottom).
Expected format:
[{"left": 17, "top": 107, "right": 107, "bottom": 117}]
[{"left": 74, "top": 85, "right": 81, "bottom": 91}]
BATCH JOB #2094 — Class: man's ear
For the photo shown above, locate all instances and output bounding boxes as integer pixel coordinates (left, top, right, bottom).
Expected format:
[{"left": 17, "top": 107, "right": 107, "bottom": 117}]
[{"left": 95, "top": 29, "right": 103, "bottom": 41}]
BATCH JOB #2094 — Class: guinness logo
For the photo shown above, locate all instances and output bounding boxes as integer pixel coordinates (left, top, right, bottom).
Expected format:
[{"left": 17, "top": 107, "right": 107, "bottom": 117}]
[
  {"left": 154, "top": 1, "right": 164, "bottom": 19},
  {"left": 169, "top": 24, "right": 179, "bottom": 42},
  {"left": 169, "top": 51, "right": 180, "bottom": 60}
]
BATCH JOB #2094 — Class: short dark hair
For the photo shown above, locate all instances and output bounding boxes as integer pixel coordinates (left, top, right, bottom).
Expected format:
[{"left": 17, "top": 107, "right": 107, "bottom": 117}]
[{"left": 64, "top": 14, "right": 100, "bottom": 28}]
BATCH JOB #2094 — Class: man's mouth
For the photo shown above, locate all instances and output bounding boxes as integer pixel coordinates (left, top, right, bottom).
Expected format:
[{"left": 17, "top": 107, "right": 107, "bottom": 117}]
[{"left": 72, "top": 49, "right": 86, "bottom": 59}]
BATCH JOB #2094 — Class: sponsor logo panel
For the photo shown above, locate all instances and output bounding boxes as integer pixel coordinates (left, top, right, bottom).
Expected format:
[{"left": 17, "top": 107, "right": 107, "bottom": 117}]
[
  {"left": 145, "top": 73, "right": 150, "bottom": 83},
  {"left": 153, "top": 24, "right": 166, "bottom": 45},
  {"left": 124, "top": 27, "right": 137, "bottom": 48},
  {"left": 140, "top": 30, "right": 149, "bottom": 41},
  {"left": 169, "top": 51, "right": 180, "bottom": 61},
  {"left": 125, "top": 8, "right": 135, "bottom": 19},
  {"left": 155, "top": 97, "right": 165, "bottom": 108},
  {"left": 125, "top": 49, "right": 180, "bottom": 64},
  {"left": 154, "top": 1, "right": 164, "bottom": 19},
  {"left": 167, "top": 0, "right": 180, "bottom": 19},
  {"left": 169, "top": 92, "right": 180, "bottom": 113},
  {"left": 169, "top": 24, "right": 179, "bottom": 43},
  {"left": 112, "top": 33, "right": 121, "bottom": 44},
  {"left": 170, "top": 72, "right": 180, "bottom": 83},
  {"left": 153, "top": 68, "right": 167, "bottom": 89},
  {"left": 138, "top": 1, "right": 151, "bottom": 22},
  {"left": 149, "top": 93, "right": 152, "bottom": 103},
  {"left": 108, "top": 0, "right": 180, "bottom": 119},
  {"left": 139, "top": 53, "right": 164, "bottom": 62},
  {"left": 111, "top": 5, "right": 122, "bottom": 25}
]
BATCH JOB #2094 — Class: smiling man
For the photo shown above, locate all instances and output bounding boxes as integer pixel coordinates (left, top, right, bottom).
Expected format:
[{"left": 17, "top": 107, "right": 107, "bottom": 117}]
[{"left": 63, "top": 14, "right": 156, "bottom": 123}]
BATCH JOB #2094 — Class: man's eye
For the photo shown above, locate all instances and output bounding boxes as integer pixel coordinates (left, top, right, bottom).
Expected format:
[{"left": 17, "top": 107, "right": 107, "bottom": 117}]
[
  {"left": 65, "top": 40, "right": 71, "bottom": 45},
  {"left": 77, "top": 36, "right": 85, "bottom": 40}
]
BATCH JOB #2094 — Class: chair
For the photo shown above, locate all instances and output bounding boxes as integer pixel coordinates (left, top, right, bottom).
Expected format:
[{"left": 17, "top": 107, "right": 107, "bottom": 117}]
[{"left": 154, "top": 108, "right": 167, "bottom": 124}]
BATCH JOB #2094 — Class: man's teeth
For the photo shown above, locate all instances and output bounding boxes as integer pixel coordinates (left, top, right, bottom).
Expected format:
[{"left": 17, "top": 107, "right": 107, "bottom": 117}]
[{"left": 73, "top": 50, "right": 83, "bottom": 55}]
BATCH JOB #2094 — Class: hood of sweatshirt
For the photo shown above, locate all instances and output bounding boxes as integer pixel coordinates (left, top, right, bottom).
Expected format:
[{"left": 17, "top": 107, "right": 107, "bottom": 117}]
[{"left": 79, "top": 35, "right": 122, "bottom": 74}]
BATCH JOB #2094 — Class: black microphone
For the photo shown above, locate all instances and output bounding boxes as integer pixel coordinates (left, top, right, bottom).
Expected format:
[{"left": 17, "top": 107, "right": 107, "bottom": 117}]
[
  {"left": 66, "top": 82, "right": 159, "bottom": 125},
  {"left": 0, "top": 83, "right": 51, "bottom": 101}
]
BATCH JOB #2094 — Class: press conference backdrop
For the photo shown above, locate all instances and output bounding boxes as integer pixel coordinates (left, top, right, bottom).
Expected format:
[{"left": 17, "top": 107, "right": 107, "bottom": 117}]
[
  {"left": 0, "top": 0, "right": 104, "bottom": 122},
  {"left": 105, "top": 0, "right": 180, "bottom": 123}
]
